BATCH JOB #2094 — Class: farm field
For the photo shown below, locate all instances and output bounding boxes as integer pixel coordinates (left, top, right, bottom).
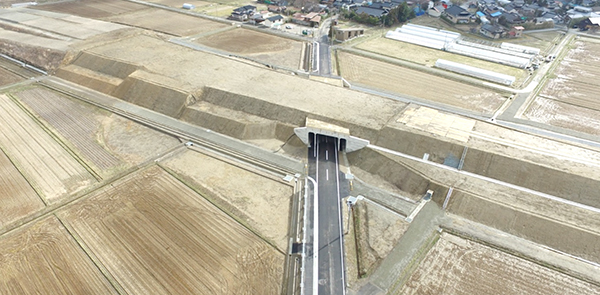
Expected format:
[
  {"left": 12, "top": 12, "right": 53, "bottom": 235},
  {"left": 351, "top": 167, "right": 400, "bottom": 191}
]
[
  {"left": 355, "top": 37, "right": 528, "bottom": 84},
  {"left": 0, "top": 94, "right": 95, "bottom": 204},
  {"left": 16, "top": 87, "right": 122, "bottom": 174},
  {"left": 107, "top": 8, "right": 228, "bottom": 37},
  {"left": 524, "top": 38, "right": 600, "bottom": 135},
  {"left": 337, "top": 51, "right": 506, "bottom": 115},
  {"left": 32, "top": 0, "right": 148, "bottom": 19},
  {"left": 398, "top": 232, "right": 600, "bottom": 295},
  {"left": 0, "top": 67, "right": 23, "bottom": 86},
  {"left": 0, "top": 149, "right": 45, "bottom": 230},
  {"left": 196, "top": 28, "right": 303, "bottom": 70},
  {"left": 58, "top": 166, "right": 283, "bottom": 295},
  {"left": 0, "top": 216, "right": 118, "bottom": 294},
  {"left": 161, "top": 149, "right": 293, "bottom": 251}
]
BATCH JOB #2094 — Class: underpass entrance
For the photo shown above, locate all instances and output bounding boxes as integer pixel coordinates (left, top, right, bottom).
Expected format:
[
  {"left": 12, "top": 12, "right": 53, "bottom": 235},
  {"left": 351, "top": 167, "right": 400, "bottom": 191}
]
[{"left": 294, "top": 118, "right": 369, "bottom": 152}]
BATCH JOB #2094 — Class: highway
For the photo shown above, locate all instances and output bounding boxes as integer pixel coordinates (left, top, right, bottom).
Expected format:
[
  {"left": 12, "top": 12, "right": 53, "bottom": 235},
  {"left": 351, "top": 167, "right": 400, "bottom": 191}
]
[{"left": 306, "top": 134, "right": 346, "bottom": 295}]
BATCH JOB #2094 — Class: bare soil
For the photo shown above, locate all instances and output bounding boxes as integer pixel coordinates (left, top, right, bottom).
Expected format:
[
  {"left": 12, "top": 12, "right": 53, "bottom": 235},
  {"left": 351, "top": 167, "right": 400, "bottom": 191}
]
[
  {"left": 196, "top": 28, "right": 303, "bottom": 69},
  {"left": 353, "top": 201, "right": 409, "bottom": 277},
  {"left": 0, "top": 149, "right": 45, "bottom": 229},
  {"left": 0, "top": 67, "right": 23, "bottom": 86},
  {"left": 32, "top": 0, "right": 148, "bottom": 19},
  {"left": 107, "top": 8, "right": 228, "bottom": 37},
  {"left": 399, "top": 232, "right": 600, "bottom": 295},
  {"left": 338, "top": 51, "right": 506, "bottom": 115},
  {"left": 525, "top": 38, "right": 600, "bottom": 135},
  {"left": 0, "top": 94, "right": 95, "bottom": 204},
  {"left": 0, "top": 216, "right": 118, "bottom": 294},
  {"left": 58, "top": 166, "right": 284, "bottom": 295},
  {"left": 161, "top": 149, "right": 293, "bottom": 251}
]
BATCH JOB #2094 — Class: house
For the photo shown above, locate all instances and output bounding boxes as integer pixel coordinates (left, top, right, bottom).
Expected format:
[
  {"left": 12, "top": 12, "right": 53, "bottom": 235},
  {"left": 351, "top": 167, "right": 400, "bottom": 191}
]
[
  {"left": 268, "top": 5, "right": 286, "bottom": 12},
  {"left": 265, "top": 14, "right": 285, "bottom": 27},
  {"left": 508, "top": 25, "right": 524, "bottom": 37},
  {"left": 578, "top": 17, "right": 600, "bottom": 30},
  {"left": 513, "top": 0, "right": 525, "bottom": 8},
  {"left": 230, "top": 5, "right": 257, "bottom": 21},
  {"left": 444, "top": 5, "right": 471, "bottom": 23},
  {"left": 334, "top": 27, "right": 365, "bottom": 41},
  {"left": 480, "top": 23, "right": 506, "bottom": 38},
  {"left": 355, "top": 7, "right": 388, "bottom": 18},
  {"left": 502, "top": 12, "right": 524, "bottom": 24},
  {"left": 291, "top": 12, "right": 322, "bottom": 27}
]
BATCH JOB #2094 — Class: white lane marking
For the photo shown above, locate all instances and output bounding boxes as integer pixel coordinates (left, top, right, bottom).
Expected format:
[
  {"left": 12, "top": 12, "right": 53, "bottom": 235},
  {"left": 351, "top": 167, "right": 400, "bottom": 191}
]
[
  {"left": 326, "top": 150, "right": 328, "bottom": 160},
  {"left": 326, "top": 169, "right": 329, "bottom": 181}
]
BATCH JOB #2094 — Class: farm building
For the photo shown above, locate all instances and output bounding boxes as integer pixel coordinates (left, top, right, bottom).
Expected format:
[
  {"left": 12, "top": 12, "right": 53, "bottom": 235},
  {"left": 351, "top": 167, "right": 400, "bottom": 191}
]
[
  {"left": 435, "top": 59, "right": 516, "bottom": 85},
  {"left": 334, "top": 27, "right": 365, "bottom": 41}
]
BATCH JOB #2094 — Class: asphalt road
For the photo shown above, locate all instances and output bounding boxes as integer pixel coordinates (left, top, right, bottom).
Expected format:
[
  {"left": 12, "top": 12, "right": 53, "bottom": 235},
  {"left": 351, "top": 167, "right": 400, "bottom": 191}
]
[{"left": 307, "top": 134, "right": 346, "bottom": 295}]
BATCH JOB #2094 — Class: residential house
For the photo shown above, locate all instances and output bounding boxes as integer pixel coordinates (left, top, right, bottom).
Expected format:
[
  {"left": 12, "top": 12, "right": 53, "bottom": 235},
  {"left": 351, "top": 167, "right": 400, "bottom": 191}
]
[
  {"left": 265, "top": 14, "right": 284, "bottom": 27},
  {"left": 291, "top": 12, "right": 322, "bottom": 27},
  {"left": 578, "top": 17, "right": 600, "bottom": 30},
  {"left": 480, "top": 23, "right": 506, "bottom": 38},
  {"left": 268, "top": 5, "right": 286, "bottom": 12},
  {"left": 355, "top": 6, "right": 388, "bottom": 17},
  {"left": 334, "top": 27, "right": 365, "bottom": 41},
  {"left": 513, "top": 0, "right": 525, "bottom": 8},
  {"left": 444, "top": 5, "right": 471, "bottom": 23},
  {"left": 230, "top": 5, "right": 257, "bottom": 21},
  {"left": 502, "top": 12, "right": 524, "bottom": 24},
  {"left": 508, "top": 25, "right": 524, "bottom": 37}
]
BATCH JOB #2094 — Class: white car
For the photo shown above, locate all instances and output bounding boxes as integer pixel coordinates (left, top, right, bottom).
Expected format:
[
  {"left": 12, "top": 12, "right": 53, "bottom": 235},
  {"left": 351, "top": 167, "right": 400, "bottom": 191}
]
[{"left": 285, "top": 25, "right": 293, "bottom": 29}]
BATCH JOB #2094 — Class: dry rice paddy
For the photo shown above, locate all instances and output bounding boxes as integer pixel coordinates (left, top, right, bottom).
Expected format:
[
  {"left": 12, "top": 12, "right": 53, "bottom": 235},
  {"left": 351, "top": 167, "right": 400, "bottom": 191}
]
[
  {"left": 338, "top": 51, "right": 506, "bottom": 115},
  {"left": 58, "top": 166, "right": 283, "bottom": 295},
  {"left": 399, "top": 233, "right": 600, "bottom": 295},
  {"left": 0, "top": 94, "right": 95, "bottom": 204},
  {"left": 524, "top": 38, "right": 600, "bottom": 135}
]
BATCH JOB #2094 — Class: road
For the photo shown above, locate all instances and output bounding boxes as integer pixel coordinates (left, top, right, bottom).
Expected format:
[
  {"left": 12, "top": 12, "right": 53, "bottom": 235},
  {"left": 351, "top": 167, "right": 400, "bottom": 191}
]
[
  {"left": 313, "top": 17, "right": 336, "bottom": 76},
  {"left": 306, "top": 134, "right": 346, "bottom": 295}
]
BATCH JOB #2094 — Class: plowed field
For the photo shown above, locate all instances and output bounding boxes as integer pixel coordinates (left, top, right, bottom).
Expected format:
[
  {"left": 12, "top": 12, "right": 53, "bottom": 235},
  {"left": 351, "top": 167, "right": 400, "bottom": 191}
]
[
  {"left": 107, "top": 9, "right": 227, "bottom": 36},
  {"left": 338, "top": 51, "right": 506, "bottom": 115},
  {"left": 0, "top": 94, "right": 95, "bottom": 204},
  {"left": 16, "top": 88, "right": 122, "bottom": 172},
  {"left": 196, "top": 28, "right": 303, "bottom": 69},
  {"left": 399, "top": 233, "right": 600, "bottom": 295},
  {"left": 0, "top": 149, "right": 44, "bottom": 229},
  {"left": 0, "top": 216, "right": 118, "bottom": 294},
  {"left": 33, "top": 0, "right": 148, "bottom": 18},
  {"left": 58, "top": 166, "right": 283, "bottom": 295},
  {"left": 161, "top": 149, "right": 293, "bottom": 250},
  {"left": 525, "top": 39, "right": 600, "bottom": 135},
  {"left": 0, "top": 67, "right": 23, "bottom": 86}
]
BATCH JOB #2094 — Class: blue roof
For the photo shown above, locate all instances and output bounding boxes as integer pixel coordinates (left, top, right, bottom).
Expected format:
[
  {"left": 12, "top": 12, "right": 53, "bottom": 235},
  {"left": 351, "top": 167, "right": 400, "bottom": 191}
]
[
  {"left": 476, "top": 11, "right": 485, "bottom": 17},
  {"left": 491, "top": 11, "right": 502, "bottom": 17}
]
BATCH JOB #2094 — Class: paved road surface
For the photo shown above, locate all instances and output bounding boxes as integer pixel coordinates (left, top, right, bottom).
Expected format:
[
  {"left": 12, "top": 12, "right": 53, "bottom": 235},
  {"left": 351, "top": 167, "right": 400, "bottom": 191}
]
[{"left": 307, "top": 134, "right": 346, "bottom": 295}]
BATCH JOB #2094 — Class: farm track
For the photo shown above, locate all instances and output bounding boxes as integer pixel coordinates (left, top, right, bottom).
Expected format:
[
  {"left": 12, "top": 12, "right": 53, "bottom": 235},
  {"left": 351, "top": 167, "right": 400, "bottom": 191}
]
[
  {"left": 16, "top": 88, "right": 122, "bottom": 172},
  {"left": 0, "top": 94, "right": 95, "bottom": 204},
  {"left": 57, "top": 167, "right": 283, "bottom": 295}
]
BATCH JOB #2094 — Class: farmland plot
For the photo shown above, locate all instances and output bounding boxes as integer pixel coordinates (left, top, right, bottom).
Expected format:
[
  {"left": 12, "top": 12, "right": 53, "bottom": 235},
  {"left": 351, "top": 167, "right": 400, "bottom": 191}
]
[
  {"left": 525, "top": 39, "right": 600, "bottom": 135},
  {"left": 0, "top": 94, "right": 95, "bottom": 204},
  {"left": 58, "top": 166, "right": 284, "bottom": 295},
  {"left": 16, "top": 87, "right": 122, "bottom": 173},
  {"left": 161, "top": 149, "right": 293, "bottom": 251},
  {"left": 107, "top": 9, "right": 227, "bottom": 37},
  {"left": 32, "top": 0, "right": 148, "bottom": 19},
  {"left": 398, "top": 233, "right": 600, "bottom": 295},
  {"left": 0, "top": 216, "right": 118, "bottom": 294},
  {"left": 0, "top": 67, "right": 23, "bottom": 86},
  {"left": 338, "top": 52, "right": 506, "bottom": 115},
  {"left": 0, "top": 149, "right": 44, "bottom": 229}
]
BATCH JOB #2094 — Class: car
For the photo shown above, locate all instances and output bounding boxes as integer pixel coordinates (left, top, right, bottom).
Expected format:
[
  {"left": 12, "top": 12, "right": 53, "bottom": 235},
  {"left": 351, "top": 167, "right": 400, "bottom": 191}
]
[{"left": 285, "top": 25, "right": 293, "bottom": 29}]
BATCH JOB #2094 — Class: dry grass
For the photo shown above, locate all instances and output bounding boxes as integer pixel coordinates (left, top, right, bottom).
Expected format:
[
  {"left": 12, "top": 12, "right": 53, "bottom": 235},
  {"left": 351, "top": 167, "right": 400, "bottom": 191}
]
[
  {"left": 399, "top": 233, "right": 600, "bottom": 295},
  {"left": 58, "top": 166, "right": 284, "bottom": 295},
  {"left": 32, "top": 0, "right": 148, "bottom": 19}
]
